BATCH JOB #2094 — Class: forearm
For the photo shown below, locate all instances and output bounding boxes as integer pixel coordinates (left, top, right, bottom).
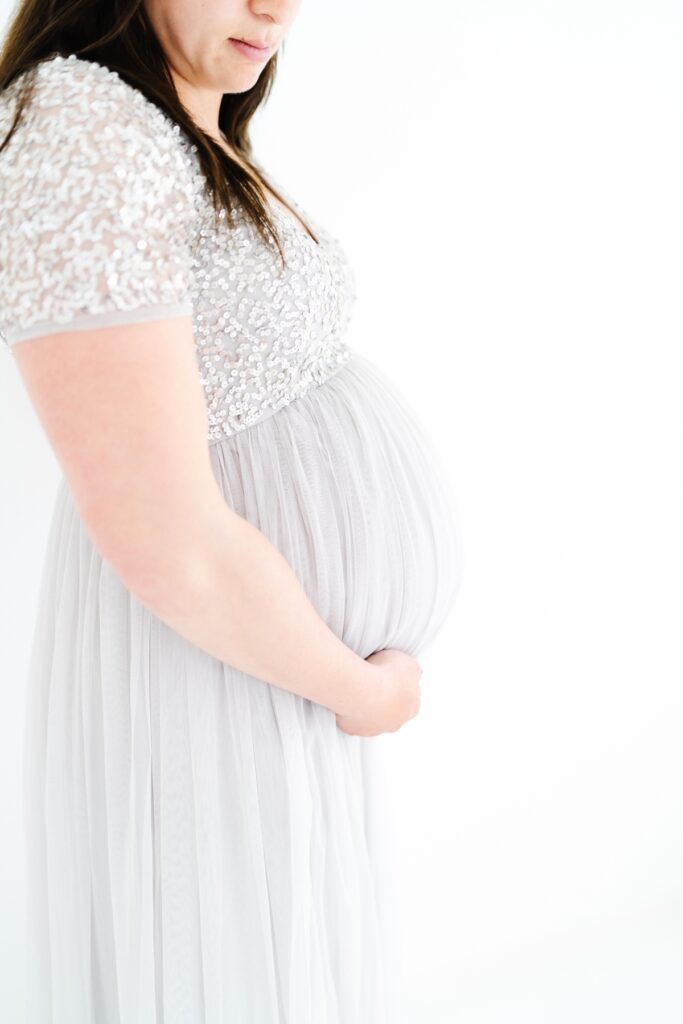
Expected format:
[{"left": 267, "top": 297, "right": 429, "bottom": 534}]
[{"left": 116, "top": 493, "right": 376, "bottom": 717}]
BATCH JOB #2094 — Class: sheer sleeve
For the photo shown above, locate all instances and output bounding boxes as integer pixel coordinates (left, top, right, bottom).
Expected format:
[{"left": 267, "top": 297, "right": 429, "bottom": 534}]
[{"left": 0, "top": 56, "right": 196, "bottom": 348}]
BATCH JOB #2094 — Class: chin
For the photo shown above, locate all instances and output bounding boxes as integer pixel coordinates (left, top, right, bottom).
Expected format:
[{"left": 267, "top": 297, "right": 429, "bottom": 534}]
[{"left": 219, "top": 71, "right": 262, "bottom": 93}]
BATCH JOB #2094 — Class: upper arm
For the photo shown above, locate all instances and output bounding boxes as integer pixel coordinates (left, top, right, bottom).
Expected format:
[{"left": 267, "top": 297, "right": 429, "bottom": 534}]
[
  {"left": 1, "top": 61, "right": 221, "bottom": 586},
  {"left": 0, "top": 57, "right": 196, "bottom": 345},
  {"left": 11, "top": 316, "right": 217, "bottom": 588}
]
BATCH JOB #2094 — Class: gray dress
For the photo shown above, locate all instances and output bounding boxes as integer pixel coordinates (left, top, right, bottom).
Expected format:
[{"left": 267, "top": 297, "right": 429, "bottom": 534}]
[{"left": 0, "top": 53, "right": 464, "bottom": 1024}]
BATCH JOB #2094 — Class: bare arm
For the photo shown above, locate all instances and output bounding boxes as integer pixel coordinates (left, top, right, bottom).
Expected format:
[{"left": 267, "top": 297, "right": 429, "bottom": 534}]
[{"left": 10, "top": 315, "right": 376, "bottom": 717}]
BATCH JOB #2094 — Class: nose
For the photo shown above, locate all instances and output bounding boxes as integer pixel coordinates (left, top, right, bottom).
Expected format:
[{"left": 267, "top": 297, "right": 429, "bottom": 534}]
[{"left": 250, "top": 0, "right": 300, "bottom": 29}]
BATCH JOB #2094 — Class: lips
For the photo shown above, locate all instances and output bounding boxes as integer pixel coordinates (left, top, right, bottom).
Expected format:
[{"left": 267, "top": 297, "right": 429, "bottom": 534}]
[
  {"left": 233, "top": 37, "right": 271, "bottom": 50},
  {"left": 228, "top": 37, "right": 274, "bottom": 63}
]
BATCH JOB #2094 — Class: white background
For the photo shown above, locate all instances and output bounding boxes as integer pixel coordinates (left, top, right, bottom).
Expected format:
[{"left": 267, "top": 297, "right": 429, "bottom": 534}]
[{"left": 1, "top": 1, "right": 682, "bottom": 1020}]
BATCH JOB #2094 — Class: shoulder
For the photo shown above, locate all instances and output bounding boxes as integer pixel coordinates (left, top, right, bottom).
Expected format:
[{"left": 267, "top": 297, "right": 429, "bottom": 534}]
[
  {"left": 2, "top": 52, "right": 172, "bottom": 132},
  {"left": 0, "top": 54, "right": 194, "bottom": 190},
  {"left": 0, "top": 55, "right": 199, "bottom": 348}
]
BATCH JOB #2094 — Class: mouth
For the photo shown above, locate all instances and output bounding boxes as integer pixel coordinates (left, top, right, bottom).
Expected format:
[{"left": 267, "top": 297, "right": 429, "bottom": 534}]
[{"left": 229, "top": 37, "right": 272, "bottom": 53}]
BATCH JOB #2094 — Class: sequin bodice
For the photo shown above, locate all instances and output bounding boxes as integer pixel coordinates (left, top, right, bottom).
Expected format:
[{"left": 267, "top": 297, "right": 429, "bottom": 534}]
[
  {"left": 186, "top": 166, "right": 355, "bottom": 442},
  {"left": 0, "top": 54, "right": 356, "bottom": 441}
]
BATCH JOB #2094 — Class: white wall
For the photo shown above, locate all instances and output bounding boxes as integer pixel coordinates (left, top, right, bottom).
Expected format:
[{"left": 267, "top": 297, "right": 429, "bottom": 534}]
[{"left": 2, "top": 1, "right": 682, "bottom": 1020}]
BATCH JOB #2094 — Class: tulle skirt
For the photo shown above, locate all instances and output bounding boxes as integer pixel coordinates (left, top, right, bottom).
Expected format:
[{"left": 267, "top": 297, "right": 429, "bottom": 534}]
[{"left": 22, "top": 349, "right": 464, "bottom": 1022}]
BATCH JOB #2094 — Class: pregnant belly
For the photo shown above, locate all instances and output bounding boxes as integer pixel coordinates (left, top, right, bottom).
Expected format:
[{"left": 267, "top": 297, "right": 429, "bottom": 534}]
[{"left": 209, "top": 351, "right": 464, "bottom": 662}]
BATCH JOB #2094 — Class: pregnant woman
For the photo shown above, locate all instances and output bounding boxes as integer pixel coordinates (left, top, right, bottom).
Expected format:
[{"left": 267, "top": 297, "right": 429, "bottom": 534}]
[{"left": 0, "top": 1, "right": 463, "bottom": 1020}]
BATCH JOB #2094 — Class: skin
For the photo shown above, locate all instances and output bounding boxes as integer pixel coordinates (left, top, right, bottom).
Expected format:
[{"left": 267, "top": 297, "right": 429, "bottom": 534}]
[
  {"left": 9, "top": 10, "right": 424, "bottom": 736},
  {"left": 144, "top": 0, "right": 316, "bottom": 235},
  {"left": 144, "top": 0, "right": 302, "bottom": 147}
]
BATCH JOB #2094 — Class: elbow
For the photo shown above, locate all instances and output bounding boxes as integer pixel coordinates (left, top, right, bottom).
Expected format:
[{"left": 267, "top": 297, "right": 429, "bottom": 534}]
[
  {"left": 81, "top": 510, "right": 212, "bottom": 619},
  {"left": 76, "top": 485, "right": 239, "bottom": 620},
  {"left": 110, "top": 540, "right": 214, "bottom": 621}
]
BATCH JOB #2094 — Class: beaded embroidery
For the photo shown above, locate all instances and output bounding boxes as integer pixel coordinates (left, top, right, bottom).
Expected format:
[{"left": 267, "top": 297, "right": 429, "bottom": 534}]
[{"left": 0, "top": 53, "right": 357, "bottom": 440}]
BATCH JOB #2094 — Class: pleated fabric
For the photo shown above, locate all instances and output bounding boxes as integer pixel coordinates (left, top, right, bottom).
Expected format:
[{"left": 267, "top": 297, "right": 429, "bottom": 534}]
[{"left": 22, "top": 350, "right": 464, "bottom": 1023}]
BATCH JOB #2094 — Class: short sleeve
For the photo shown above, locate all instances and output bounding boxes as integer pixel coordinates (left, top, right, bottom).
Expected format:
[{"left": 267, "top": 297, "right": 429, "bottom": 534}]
[{"left": 0, "top": 55, "right": 196, "bottom": 348}]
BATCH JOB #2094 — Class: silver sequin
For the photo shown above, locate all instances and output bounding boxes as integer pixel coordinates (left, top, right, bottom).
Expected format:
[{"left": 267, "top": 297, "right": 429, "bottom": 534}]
[{"left": 0, "top": 54, "right": 357, "bottom": 440}]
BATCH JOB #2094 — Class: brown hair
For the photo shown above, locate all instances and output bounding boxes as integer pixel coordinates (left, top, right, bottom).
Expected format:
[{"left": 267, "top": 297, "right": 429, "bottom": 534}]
[{"left": 0, "top": 0, "right": 309, "bottom": 268}]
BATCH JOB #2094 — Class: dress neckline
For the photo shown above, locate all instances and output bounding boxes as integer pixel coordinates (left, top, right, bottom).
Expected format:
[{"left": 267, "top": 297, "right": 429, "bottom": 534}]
[
  {"left": 265, "top": 193, "right": 320, "bottom": 248},
  {"left": 34, "top": 55, "right": 322, "bottom": 249},
  {"left": 228, "top": 154, "right": 320, "bottom": 248}
]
